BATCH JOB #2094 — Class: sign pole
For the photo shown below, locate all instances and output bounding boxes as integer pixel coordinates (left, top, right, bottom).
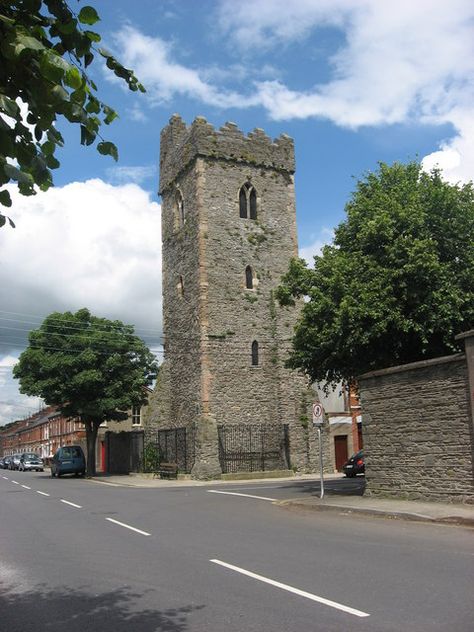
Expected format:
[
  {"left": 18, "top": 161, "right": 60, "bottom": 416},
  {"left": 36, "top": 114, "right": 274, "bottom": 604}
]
[
  {"left": 318, "top": 426, "right": 324, "bottom": 499},
  {"left": 312, "top": 402, "right": 325, "bottom": 500}
]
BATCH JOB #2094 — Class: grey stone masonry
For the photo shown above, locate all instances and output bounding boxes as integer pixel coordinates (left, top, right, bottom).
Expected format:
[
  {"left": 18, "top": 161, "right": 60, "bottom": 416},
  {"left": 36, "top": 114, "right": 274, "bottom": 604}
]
[
  {"left": 359, "top": 348, "right": 474, "bottom": 504},
  {"left": 146, "top": 115, "right": 331, "bottom": 479}
]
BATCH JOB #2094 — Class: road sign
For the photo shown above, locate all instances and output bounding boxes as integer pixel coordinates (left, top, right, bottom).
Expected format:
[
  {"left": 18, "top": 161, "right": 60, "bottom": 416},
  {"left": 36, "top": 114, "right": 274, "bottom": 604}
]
[{"left": 312, "top": 402, "right": 324, "bottom": 427}]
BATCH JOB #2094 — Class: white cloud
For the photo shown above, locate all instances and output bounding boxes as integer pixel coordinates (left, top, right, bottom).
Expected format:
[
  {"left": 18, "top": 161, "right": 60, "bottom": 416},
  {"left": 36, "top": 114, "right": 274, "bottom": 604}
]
[
  {"left": 110, "top": 4, "right": 474, "bottom": 184},
  {"left": 112, "top": 26, "right": 251, "bottom": 109},
  {"left": 128, "top": 103, "right": 149, "bottom": 123},
  {"left": 0, "top": 179, "right": 162, "bottom": 341},
  {"left": 299, "top": 228, "right": 334, "bottom": 267},
  {"left": 217, "top": 0, "right": 474, "bottom": 183},
  {"left": 421, "top": 110, "right": 474, "bottom": 184},
  {"left": 217, "top": 0, "right": 349, "bottom": 51},
  {"left": 106, "top": 165, "right": 156, "bottom": 186},
  {"left": 0, "top": 179, "right": 162, "bottom": 425}
]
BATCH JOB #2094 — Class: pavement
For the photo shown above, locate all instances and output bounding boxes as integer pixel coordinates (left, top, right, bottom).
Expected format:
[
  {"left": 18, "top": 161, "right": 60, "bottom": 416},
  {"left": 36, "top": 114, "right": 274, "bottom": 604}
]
[{"left": 90, "top": 472, "right": 474, "bottom": 527}]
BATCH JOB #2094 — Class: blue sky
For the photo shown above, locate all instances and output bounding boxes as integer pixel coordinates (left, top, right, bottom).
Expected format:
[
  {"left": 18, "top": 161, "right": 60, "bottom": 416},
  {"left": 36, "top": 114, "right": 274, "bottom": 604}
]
[{"left": 0, "top": 0, "right": 473, "bottom": 424}]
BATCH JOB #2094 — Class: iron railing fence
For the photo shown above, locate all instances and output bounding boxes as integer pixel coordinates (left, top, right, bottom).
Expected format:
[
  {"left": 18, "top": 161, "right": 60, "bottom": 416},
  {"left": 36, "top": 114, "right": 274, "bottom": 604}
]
[
  {"left": 217, "top": 423, "right": 290, "bottom": 473},
  {"left": 142, "top": 425, "right": 195, "bottom": 474}
]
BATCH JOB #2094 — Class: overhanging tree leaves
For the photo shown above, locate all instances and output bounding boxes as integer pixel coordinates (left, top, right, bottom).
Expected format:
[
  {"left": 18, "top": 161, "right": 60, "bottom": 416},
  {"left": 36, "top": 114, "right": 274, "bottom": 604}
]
[
  {"left": 0, "top": 0, "right": 145, "bottom": 227},
  {"left": 277, "top": 162, "right": 474, "bottom": 385},
  {"left": 13, "top": 308, "right": 158, "bottom": 476}
]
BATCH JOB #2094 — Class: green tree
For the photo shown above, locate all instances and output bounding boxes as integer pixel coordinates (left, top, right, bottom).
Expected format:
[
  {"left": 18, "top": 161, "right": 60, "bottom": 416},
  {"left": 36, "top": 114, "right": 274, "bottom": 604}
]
[
  {"left": 277, "top": 161, "right": 474, "bottom": 385},
  {"left": 13, "top": 308, "right": 157, "bottom": 476},
  {"left": 0, "top": 0, "right": 145, "bottom": 227}
]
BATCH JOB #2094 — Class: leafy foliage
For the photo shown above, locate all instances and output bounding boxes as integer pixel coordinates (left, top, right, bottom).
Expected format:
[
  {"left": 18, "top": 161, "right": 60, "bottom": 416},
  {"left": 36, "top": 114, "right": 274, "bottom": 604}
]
[
  {"left": 0, "top": 1, "right": 145, "bottom": 226},
  {"left": 13, "top": 308, "right": 157, "bottom": 475},
  {"left": 277, "top": 162, "right": 474, "bottom": 385}
]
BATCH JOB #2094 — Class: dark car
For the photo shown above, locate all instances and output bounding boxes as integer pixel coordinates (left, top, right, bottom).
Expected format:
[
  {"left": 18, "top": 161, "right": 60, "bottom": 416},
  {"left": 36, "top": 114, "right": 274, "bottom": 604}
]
[
  {"left": 3, "top": 455, "right": 12, "bottom": 469},
  {"left": 9, "top": 453, "right": 22, "bottom": 470},
  {"left": 343, "top": 450, "right": 365, "bottom": 477},
  {"left": 19, "top": 452, "right": 44, "bottom": 472},
  {"left": 50, "top": 445, "right": 86, "bottom": 478},
  {"left": 0, "top": 456, "right": 6, "bottom": 469}
]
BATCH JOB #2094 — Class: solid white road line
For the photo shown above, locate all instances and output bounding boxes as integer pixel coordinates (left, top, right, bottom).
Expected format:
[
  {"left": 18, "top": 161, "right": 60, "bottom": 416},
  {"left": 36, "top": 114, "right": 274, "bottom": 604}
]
[
  {"left": 105, "top": 517, "right": 151, "bottom": 536},
  {"left": 207, "top": 490, "right": 276, "bottom": 502},
  {"left": 36, "top": 491, "right": 50, "bottom": 496},
  {"left": 21, "top": 485, "right": 31, "bottom": 489},
  {"left": 60, "top": 499, "right": 82, "bottom": 509},
  {"left": 210, "top": 559, "right": 370, "bottom": 618}
]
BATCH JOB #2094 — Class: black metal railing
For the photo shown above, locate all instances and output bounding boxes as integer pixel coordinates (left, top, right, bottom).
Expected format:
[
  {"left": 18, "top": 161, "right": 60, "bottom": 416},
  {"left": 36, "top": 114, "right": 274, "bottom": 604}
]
[
  {"left": 217, "top": 423, "right": 290, "bottom": 473},
  {"left": 142, "top": 426, "right": 195, "bottom": 474}
]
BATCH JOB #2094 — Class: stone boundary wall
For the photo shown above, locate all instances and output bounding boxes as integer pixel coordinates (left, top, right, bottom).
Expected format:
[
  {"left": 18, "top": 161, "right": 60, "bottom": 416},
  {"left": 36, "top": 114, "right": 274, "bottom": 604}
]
[{"left": 359, "top": 345, "right": 474, "bottom": 504}]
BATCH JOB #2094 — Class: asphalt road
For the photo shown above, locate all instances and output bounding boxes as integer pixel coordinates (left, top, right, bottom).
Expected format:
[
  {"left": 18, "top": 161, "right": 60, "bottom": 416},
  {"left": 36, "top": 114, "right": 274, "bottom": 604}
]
[{"left": 1, "top": 472, "right": 473, "bottom": 632}]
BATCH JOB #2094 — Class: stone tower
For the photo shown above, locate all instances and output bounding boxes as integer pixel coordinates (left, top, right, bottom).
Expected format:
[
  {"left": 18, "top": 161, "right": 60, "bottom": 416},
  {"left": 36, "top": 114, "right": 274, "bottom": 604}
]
[{"left": 147, "top": 114, "right": 329, "bottom": 478}]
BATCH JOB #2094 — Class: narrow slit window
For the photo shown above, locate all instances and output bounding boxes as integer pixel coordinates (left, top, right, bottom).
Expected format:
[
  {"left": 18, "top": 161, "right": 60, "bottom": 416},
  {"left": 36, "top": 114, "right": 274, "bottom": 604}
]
[
  {"left": 251, "top": 340, "right": 259, "bottom": 366},
  {"left": 239, "top": 187, "right": 247, "bottom": 218},
  {"left": 176, "top": 191, "right": 185, "bottom": 227},
  {"left": 245, "top": 265, "right": 253, "bottom": 289},
  {"left": 178, "top": 275, "right": 184, "bottom": 297},
  {"left": 249, "top": 188, "right": 257, "bottom": 219}
]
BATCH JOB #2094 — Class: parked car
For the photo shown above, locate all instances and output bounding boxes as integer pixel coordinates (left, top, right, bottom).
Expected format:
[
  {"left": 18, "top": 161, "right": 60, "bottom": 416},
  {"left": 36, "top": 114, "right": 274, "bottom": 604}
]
[
  {"left": 18, "top": 452, "right": 44, "bottom": 472},
  {"left": 9, "top": 453, "right": 22, "bottom": 470},
  {"left": 3, "top": 456, "right": 12, "bottom": 469},
  {"left": 50, "top": 445, "right": 86, "bottom": 478},
  {"left": 343, "top": 449, "right": 365, "bottom": 477},
  {"left": 0, "top": 456, "right": 6, "bottom": 469}
]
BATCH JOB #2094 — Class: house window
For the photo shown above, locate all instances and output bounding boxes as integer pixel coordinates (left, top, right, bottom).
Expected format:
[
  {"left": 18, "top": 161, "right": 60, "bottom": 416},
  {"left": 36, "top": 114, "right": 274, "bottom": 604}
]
[
  {"left": 239, "top": 183, "right": 257, "bottom": 220},
  {"left": 251, "top": 340, "right": 259, "bottom": 366},
  {"left": 245, "top": 265, "right": 253, "bottom": 289},
  {"left": 132, "top": 406, "right": 141, "bottom": 426}
]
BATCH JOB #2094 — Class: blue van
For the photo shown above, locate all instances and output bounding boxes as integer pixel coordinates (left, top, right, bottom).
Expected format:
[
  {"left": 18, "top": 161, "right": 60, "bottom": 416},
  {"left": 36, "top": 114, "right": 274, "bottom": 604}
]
[{"left": 50, "top": 445, "right": 86, "bottom": 478}]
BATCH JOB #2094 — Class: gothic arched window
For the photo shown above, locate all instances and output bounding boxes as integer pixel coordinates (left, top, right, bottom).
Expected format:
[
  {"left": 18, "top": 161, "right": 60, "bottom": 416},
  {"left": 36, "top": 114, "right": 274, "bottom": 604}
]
[
  {"left": 245, "top": 265, "right": 253, "bottom": 289},
  {"left": 251, "top": 340, "right": 259, "bottom": 366},
  {"left": 239, "top": 183, "right": 257, "bottom": 220}
]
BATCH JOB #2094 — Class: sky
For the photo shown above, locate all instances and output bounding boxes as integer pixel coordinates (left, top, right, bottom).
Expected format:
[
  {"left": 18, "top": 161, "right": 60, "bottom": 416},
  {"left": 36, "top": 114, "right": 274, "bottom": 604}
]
[{"left": 1, "top": 0, "right": 473, "bottom": 425}]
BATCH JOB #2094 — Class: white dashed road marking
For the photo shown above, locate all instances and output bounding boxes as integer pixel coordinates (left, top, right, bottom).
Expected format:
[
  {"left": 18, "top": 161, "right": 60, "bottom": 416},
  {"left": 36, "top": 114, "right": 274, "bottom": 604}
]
[
  {"left": 207, "top": 490, "right": 276, "bottom": 502},
  {"left": 60, "top": 499, "right": 82, "bottom": 509},
  {"left": 12, "top": 480, "right": 19, "bottom": 485},
  {"left": 210, "top": 559, "right": 370, "bottom": 618},
  {"left": 105, "top": 517, "right": 151, "bottom": 536},
  {"left": 36, "top": 491, "right": 50, "bottom": 497},
  {"left": 21, "top": 485, "right": 31, "bottom": 489}
]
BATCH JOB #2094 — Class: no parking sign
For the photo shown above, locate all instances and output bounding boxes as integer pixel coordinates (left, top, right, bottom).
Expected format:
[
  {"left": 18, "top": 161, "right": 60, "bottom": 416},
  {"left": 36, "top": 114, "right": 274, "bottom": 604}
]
[{"left": 312, "top": 402, "right": 324, "bottom": 427}]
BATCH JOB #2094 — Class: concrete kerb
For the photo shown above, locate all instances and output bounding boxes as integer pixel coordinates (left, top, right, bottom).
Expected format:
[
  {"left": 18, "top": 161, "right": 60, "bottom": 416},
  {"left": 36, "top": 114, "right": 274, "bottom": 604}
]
[
  {"left": 87, "top": 473, "right": 474, "bottom": 527},
  {"left": 278, "top": 497, "right": 474, "bottom": 528},
  {"left": 89, "top": 471, "right": 344, "bottom": 488}
]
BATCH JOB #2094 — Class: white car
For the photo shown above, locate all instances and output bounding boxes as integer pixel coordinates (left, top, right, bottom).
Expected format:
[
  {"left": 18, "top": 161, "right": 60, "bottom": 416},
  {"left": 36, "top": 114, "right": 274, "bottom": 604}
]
[{"left": 18, "top": 453, "right": 44, "bottom": 472}]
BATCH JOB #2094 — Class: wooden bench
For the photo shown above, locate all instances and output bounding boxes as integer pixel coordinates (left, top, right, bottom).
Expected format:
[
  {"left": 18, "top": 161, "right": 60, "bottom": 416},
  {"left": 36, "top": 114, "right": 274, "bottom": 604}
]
[{"left": 155, "top": 462, "right": 178, "bottom": 479}]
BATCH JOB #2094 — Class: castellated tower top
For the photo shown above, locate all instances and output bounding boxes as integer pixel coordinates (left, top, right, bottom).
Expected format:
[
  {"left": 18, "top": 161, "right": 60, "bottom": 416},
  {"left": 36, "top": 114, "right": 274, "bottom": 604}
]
[{"left": 159, "top": 114, "right": 295, "bottom": 194}]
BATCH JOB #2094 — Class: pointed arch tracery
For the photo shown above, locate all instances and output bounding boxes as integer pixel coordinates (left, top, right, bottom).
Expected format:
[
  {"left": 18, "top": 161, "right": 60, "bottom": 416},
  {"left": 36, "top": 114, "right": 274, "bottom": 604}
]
[{"left": 239, "top": 183, "right": 257, "bottom": 220}]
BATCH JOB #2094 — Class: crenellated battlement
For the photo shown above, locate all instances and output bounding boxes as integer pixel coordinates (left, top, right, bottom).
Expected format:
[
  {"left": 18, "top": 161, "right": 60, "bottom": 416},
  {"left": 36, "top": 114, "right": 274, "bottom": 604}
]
[{"left": 159, "top": 114, "right": 295, "bottom": 194}]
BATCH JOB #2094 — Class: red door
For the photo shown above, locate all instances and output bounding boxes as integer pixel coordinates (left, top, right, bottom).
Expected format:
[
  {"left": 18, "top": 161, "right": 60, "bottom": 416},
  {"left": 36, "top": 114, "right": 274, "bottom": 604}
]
[
  {"left": 101, "top": 441, "right": 106, "bottom": 473},
  {"left": 334, "top": 435, "right": 348, "bottom": 471}
]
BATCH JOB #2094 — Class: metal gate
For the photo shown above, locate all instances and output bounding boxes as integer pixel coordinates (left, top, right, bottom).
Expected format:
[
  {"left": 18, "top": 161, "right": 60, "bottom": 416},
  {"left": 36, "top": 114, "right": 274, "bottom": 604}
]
[
  {"left": 143, "top": 426, "right": 195, "bottom": 474},
  {"left": 217, "top": 423, "right": 290, "bottom": 473},
  {"left": 105, "top": 430, "right": 144, "bottom": 475}
]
